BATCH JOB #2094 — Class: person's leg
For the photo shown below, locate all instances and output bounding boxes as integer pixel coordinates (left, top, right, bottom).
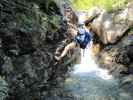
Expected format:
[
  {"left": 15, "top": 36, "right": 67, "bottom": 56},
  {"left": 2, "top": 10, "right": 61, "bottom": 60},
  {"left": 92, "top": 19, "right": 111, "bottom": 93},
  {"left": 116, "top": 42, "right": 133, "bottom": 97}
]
[{"left": 55, "top": 42, "right": 77, "bottom": 61}]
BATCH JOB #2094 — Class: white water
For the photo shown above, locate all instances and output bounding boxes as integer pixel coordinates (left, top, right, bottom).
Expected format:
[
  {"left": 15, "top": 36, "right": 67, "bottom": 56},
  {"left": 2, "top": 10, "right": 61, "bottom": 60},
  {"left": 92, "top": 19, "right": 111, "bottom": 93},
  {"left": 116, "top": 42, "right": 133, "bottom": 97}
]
[
  {"left": 64, "top": 42, "right": 132, "bottom": 100},
  {"left": 62, "top": 11, "right": 132, "bottom": 100},
  {"left": 73, "top": 12, "right": 113, "bottom": 80},
  {"left": 73, "top": 42, "right": 113, "bottom": 80}
]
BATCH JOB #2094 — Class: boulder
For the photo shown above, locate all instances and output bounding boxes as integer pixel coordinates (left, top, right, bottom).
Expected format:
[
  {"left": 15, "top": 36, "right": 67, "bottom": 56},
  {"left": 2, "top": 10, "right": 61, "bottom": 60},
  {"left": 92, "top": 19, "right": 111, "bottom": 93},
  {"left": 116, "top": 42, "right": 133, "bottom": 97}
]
[{"left": 91, "top": 2, "right": 133, "bottom": 44}]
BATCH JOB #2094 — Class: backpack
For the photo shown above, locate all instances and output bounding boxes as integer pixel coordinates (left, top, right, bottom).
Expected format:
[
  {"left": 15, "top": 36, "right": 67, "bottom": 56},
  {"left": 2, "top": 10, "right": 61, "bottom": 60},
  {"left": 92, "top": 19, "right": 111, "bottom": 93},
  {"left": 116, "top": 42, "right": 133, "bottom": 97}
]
[{"left": 76, "top": 28, "right": 91, "bottom": 49}]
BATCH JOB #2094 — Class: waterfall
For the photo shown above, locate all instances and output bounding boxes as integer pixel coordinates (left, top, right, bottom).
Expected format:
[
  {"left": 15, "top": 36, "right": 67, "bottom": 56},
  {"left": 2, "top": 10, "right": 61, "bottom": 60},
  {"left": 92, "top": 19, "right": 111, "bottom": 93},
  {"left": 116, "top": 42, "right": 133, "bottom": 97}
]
[
  {"left": 71, "top": 11, "right": 113, "bottom": 80},
  {"left": 73, "top": 41, "right": 113, "bottom": 80}
]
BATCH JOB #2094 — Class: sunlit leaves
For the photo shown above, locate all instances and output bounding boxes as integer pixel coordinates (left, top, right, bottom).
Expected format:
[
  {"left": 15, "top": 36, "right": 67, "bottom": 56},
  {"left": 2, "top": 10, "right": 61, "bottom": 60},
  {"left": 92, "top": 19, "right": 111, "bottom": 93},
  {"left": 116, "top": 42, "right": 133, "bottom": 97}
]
[{"left": 70, "top": 0, "right": 127, "bottom": 11}]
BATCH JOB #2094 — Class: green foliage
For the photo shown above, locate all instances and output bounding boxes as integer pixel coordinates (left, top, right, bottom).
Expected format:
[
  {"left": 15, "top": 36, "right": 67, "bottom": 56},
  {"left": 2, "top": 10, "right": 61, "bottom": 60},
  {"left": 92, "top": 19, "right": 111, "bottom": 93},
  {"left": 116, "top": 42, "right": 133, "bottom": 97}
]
[
  {"left": 41, "top": 14, "right": 61, "bottom": 33},
  {"left": 14, "top": 0, "right": 61, "bottom": 34},
  {"left": 70, "top": 0, "right": 127, "bottom": 11},
  {"left": 49, "top": 15, "right": 61, "bottom": 29}
]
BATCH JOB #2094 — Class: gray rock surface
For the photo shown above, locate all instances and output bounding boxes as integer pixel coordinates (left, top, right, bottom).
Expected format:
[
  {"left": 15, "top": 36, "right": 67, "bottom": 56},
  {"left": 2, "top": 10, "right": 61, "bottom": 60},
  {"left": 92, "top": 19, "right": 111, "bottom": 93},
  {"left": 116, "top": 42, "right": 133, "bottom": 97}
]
[
  {"left": 0, "top": 0, "right": 79, "bottom": 100},
  {"left": 87, "top": 2, "right": 133, "bottom": 97},
  {"left": 90, "top": 3, "right": 133, "bottom": 44}
]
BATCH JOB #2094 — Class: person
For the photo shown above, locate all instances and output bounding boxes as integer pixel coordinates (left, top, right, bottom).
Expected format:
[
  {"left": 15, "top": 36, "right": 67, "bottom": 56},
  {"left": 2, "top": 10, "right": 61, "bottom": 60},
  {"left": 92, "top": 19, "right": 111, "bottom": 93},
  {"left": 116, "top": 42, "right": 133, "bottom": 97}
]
[{"left": 55, "top": 20, "right": 92, "bottom": 61}]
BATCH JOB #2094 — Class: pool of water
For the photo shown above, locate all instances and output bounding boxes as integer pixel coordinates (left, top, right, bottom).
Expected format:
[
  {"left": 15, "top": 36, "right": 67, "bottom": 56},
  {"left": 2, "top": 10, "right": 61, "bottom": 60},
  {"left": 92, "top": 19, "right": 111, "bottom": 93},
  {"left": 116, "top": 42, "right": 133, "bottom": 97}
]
[
  {"left": 62, "top": 45, "right": 132, "bottom": 100},
  {"left": 45, "top": 44, "right": 132, "bottom": 100},
  {"left": 63, "top": 69, "right": 133, "bottom": 100},
  {"left": 64, "top": 71, "right": 118, "bottom": 100}
]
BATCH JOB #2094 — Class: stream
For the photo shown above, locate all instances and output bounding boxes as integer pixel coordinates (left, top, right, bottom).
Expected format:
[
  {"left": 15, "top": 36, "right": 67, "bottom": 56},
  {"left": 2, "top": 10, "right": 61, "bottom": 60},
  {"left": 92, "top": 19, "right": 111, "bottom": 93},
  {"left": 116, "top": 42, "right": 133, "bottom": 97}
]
[
  {"left": 63, "top": 44, "right": 132, "bottom": 100},
  {"left": 45, "top": 11, "right": 133, "bottom": 100}
]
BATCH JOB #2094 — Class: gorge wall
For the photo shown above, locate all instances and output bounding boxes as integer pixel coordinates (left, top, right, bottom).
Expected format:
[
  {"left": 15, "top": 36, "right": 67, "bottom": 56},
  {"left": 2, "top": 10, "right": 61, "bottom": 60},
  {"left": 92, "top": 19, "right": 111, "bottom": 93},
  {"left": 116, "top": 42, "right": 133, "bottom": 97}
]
[
  {"left": 0, "top": 0, "right": 79, "bottom": 99},
  {"left": 88, "top": 2, "right": 133, "bottom": 97}
]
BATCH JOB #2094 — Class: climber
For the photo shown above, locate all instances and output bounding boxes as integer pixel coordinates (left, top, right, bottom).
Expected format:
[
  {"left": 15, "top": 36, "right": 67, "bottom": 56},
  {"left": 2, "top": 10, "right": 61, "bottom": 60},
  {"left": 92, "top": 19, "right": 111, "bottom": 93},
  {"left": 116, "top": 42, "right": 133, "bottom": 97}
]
[{"left": 55, "top": 20, "right": 92, "bottom": 61}]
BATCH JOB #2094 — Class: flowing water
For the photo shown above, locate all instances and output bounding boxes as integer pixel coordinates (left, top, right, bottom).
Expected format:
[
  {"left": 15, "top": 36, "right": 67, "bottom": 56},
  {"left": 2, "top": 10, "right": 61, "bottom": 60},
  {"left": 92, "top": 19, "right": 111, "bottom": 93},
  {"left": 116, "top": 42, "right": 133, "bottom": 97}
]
[
  {"left": 63, "top": 43, "right": 132, "bottom": 100},
  {"left": 45, "top": 12, "right": 132, "bottom": 100},
  {"left": 57, "top": 13, "right": 132, "bottom": 100}
]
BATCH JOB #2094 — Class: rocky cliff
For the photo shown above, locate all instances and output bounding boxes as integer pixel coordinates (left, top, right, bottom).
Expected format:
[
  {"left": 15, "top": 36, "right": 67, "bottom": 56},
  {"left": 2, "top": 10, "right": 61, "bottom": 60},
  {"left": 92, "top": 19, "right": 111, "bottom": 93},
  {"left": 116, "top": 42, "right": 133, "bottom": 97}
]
[
  {"left": 0, "top": 0, "right": 79, "bottom": 100},
  {"left": 87, "top": 2, "right": 133, "bottom": 97}
]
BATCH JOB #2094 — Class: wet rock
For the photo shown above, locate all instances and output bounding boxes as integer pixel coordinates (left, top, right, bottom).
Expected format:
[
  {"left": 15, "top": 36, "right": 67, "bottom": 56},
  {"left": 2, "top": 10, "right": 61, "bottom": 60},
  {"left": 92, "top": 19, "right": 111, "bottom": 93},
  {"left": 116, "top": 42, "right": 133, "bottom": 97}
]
[
  {"left": 86, "top": 7, "right": 104, "bottom": 21},
  {"left": 115, "top": 49, "right": 130, "bottom": 65},
  {"left": 90, "top": 2, "right": 133, "bottom": 44},
  {"left": 0, "top": 76, "right": 8, "bottom": 100},
  {"left": 0, "top": 0, "right": 79, "bottom": 100},
  {"left": 90, "top": 3, "right": 133, "bottom": 95}
]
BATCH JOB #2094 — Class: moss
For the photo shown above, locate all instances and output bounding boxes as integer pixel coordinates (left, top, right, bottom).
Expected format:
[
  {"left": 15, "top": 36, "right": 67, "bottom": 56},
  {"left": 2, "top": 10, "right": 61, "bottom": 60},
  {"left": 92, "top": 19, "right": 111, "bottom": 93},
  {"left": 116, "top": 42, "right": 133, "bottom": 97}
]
[
  {"left": 38, "top": 0, "right": 60, "bottom": 15},
  {"left": 49, "top": 15, "right": 61, "bottom": 29},
  {"left": 16, "top": 1, "right": 61, "bottom": 33}
]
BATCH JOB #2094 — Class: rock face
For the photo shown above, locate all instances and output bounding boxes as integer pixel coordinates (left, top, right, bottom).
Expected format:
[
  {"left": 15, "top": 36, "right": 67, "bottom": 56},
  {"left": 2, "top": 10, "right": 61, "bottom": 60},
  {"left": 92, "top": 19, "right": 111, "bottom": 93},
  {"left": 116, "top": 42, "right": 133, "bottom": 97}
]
[
  {"left": 0, "top": 0, "right": 79, "bottom": 100},
  {"left": 87, "top": 3, "right": 133, "bottom": 44},
  {"left": 0, "top": 77, "right": 8, "bottom": 100},
  {"left": 88, "top": 2, "right": 133, "bottom": 97}
]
